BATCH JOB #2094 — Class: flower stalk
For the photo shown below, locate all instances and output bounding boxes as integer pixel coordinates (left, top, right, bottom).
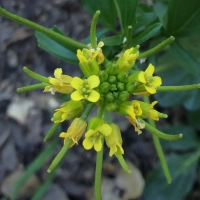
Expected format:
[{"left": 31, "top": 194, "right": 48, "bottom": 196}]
[{"left": 157, "top": 84, "right": 200, "bottom": 92}]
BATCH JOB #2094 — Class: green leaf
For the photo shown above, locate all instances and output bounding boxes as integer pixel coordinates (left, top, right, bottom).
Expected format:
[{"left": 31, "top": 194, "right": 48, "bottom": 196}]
[
  {"left": 155, "top": 51, "right": 200, "bottom": 110},
  {"left": 171, "top": 41, "right": 200, "bottom": 76},
  {"left": 82, "top": 0, "right": 117, "bottom": 33},
  {"left": 167, "top": 0, "right": 200, "bottom": 36},
  {"left": 160, "top": 125, "right": 200, "bottom": 150},
  {"left": 36, "top": 26, "right": 78, "bottom": 64},
  {"left": 102, "top": 35, "right": 123, "bottom": 46},
  {"left": 115, "top": 0, "right": 139, "bottom": 34},
  {"left": 132, "top": 23, "right": 162, "bottom": 45},
  {"left": 143, "top": 153, "right": 199, "bottom": 200},
  {"left": 135, "top": 13, "right": 157, "bottom": 28}
]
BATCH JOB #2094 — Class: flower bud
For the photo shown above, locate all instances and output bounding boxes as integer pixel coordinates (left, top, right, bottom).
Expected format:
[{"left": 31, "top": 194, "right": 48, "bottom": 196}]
[
  {"left": 125, "top": 81, "right": 137, "bottom": 93},
  {"left": 105, "top": 92, "right": 114, "bottom": 102},
  {"left": 118, "top": 91, "right": 130, "bottom": 102},
  {"left": 117, "top": 73, "right": 128, "bottom": 83},
  {"left": 106, "top": 64, "right": 119, "bottom": 75},
  {"left": 106, "top": 102, "right": 118, "bottom": 112},
  {"left": 99, "top": 70, "right": 108, "bottom": 83},
  {"left": 110, "top": 84, "right": 117, "bottom": 91},
  {"left": 108, "top": 76, "right": 116, "bottom": 84},
  {"left": 99, "top": 82, "right": 110, "bottom": 93},
  {"left": 113, "top": 92, "right": 119, "bottom": 99},
  {"left": 52, "top": 100, "right": 83, "bottom": 123},
  {"left": 117, "top": 82, "right": 125, "bottom": 91}
]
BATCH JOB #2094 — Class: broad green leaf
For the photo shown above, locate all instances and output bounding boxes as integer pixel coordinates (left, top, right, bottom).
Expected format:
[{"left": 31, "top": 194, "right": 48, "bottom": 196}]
[
  {"left": 115, "top": 0, "right": 139, "bottom": 33},
  {"left": 167, "top": 0, "right": 200, "bottom": 36},
  {"left": 171, "top": 41, "right": 200, "bottom": 76},
  {"left": 36, "top": 27, "right": 78, "bottom": 64},
  {"left": 160, "top": 126, "right": 199, "bottom": 150},
  {"left": 143, "top": 153, "right": 199, "bottom": 200},
  {"left": 135, "top": 13, "right": 157, "bottom": 28},
  {"left": 102, "top": 35, "right": 123, "bottom": 46},
  {"left": 132, "top": 23, "right": 162, "bottom": 45},
  {"left": 82, "top": 0, "right": 117, "bottom": 33},
  {"left": 155, "top": 51, "right": 200, "bottom": 110}
]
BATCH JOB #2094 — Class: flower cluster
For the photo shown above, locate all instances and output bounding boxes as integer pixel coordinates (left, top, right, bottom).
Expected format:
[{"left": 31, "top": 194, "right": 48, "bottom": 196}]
[{"left": 21, "top": 43, "right": 168, "bottom": 162}]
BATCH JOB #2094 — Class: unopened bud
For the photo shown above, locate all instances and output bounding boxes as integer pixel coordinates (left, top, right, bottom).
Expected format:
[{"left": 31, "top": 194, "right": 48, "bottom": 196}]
[
  {"left": 106, "top": 102, "right": 118, "bottom": 112},
  {"left": 117, "top": 73, "right": 128, "bottom": 83},
  {"left": 110, "top": 84, "right": 117, "bottom": 91},
  {"left": 99, "top": 70, "right": 108, "bottom": 83},
  {"left": 126, "top": 81, "right": 137, "bottom": 94},
  {"left": 99, "top": 82, "right": 110, "bottom": 93},
  {"left": 108, "top": 76, "right": 116, "bottom": 84},
  {"left": 118, "top": 91, "right": 130, "bottom": 101},
  {"left": 117, "top": 82, "right": 125, "bottom": 91},
  {"left": 105, "top": 92, "right": 114, "bottom": 102},
  {"left": 113, "top": 92, "right": 119, "bottom": 99},
  {"left": 106, "top": 64, "right": 119, "bottom": 75}
]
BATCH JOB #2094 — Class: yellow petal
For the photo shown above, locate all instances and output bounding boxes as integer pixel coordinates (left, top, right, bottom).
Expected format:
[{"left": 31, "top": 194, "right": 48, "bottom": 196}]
[
  {"left": 98, "top": 124, "right": 112, "bottom": 136},
  {"left": 145, "top": 63, "right": 154, "bottom": 77},
  {"left": 49, "top": 78, "right": 61, "bottom": 86},
  {"left": 71, "top": 77, "right": 84, "bottom": 89},
  {"left": 59, "top": 132, "right": 67, "bottom": 138},
  {"left": 87, "top": 90, "right": 100, "bottom": 102},
  {"left": 94, "top": 138, "right": 102, "bottom": 151},
  {"left": 61, "top": 75, "right": 73, "bottom": 83},
  {"left": 138, "top": 72, "right": 146, "bottom": 83},
  {"left": 71, "top": 91, "right": 84, "bottom": 101},
  {"left": 54, "top": 68, "right": 62, "bottom": 79},
  {"left": 87, "top": 75, "right": 100, "bottom": 88},
  {"left": 85, "top": 129, "right": 96, "bottom": 137},
  {"left": 152, "top": 76, "right": 162, "bottom": 87},
  {"left": 145, "top": 86, "right": 156, "bottom": 94},
  {"left": 83, "top": 138, "right": 93, "bottom": 150}
]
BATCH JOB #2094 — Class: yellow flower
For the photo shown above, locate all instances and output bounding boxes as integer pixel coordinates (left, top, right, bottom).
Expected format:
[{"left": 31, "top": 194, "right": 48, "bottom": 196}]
[
  {"left": 52, "top": 100, "right": 83, "bottom": 123},
  {"left": 71, "top": 75, "right": 100, "bottom": 102},
  {"left": 87, "top": 41, "right": 105, "bottom": 64},
  {"left": 59, "top": 118, "right": 87, "bottom": 146},
  {"left": 127, "top": 101, "right": 144, "bottom": 134},
  {"left": 44, "top": 68, "right": 73, "bottom": 94},
  {"left": 118, "top": 102, "right": 136, "bottom": 119},
  {"left": 77, "top": 47, "right": 101, "bottom": 77},
  {"left": 116, "top": 47, "right": 139, "bottom": 73},
  {"left": 136, "top": 63, "right": 162, "bottom": 94},
  {"left": 105, "top": 123, "right": 124, "bottom": 156},
  {"left": 133, "top": 100, "right": 159, "bottom": 121},
  {"left": 82, "top": 118, "right": 112, "bottom": 151}
]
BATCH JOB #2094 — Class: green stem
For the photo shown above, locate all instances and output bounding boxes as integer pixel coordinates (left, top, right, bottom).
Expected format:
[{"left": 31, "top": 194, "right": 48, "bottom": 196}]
[
  {"left": 80, "top": 103, "right": 95, "bottom": 121},
  {"left": 143, "top": 96, "right": 172, "bottom": 183},
  {"left": 47, "top": 139, "right": 72, "bottom": 173},
  {"left": 44, "top": 123, "right": 60, "bottom": 142},
  {"left": 97, "top": 106, "right": 105, "bottom": 118},
  {"left": 141, "top": 119, "right": 182, "bottom": 141},
  {"left": 126, "top": 26, "right": 132, "bottom": 49},
  {"left": 90, "top": 10, "right": 100, "bottom": 49},
  {"left": 157, "top": 84, "right": 200, "bottom": 92},
  {"left": 104, "top": 109, "right": 113, "bottom": 124},
  {"left": 115, "top": 152, "right": 132, "bottom": 173},
  {"left": 17, "top": 83, "right": 46, "bottom": 93},
  {"left": 138, "top": 36, "right": 175, "bottom": 59},
  {"left": 23, "top": 67, "right": 49, "bottom": 84},
  {"left": 0, "top": 7, "right": 86, "bottom": 52},
  {"left": 95, "top": 139, "right": 104, "bottom": 200},
  {"left": 113, "top": 0, "right": 124, "bottom": 34}
]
